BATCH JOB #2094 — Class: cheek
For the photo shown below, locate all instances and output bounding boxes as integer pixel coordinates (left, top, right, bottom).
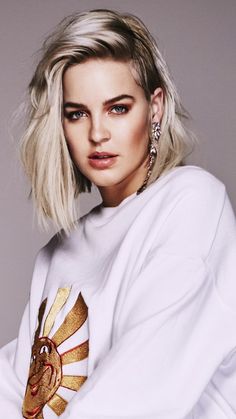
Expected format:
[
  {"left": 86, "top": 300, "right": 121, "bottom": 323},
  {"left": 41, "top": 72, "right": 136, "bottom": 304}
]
[
  {"left": 63, "top": 124, "right": 86, "bottom": 161},
  {"left": 124, "top": 114, "right": 150, "bottom": 150},
  {"left": 63, "top": 122, "right": 77, "bottom": 146}
]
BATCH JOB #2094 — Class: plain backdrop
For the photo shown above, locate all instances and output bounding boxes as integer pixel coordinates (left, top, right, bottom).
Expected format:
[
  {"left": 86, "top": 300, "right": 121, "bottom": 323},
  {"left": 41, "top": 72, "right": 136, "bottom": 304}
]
[{"left": 0, "top": 0, "right": 235, "bottom": 346}]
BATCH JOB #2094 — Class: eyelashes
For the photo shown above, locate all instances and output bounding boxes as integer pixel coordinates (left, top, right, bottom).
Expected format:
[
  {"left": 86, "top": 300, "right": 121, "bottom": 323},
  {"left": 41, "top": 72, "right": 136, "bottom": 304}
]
[
  {"left": 110, "top": 104, "right": 129, "bottom": 114},
  {"left": 64, "top": 110, "right": 87, "bottom": 120},
  {"left": 64, "top": 104, "right": 130, "bottom": 121}
]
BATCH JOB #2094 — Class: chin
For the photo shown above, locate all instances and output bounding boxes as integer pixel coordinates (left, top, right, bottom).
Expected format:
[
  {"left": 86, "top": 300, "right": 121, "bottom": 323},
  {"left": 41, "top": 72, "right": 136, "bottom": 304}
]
[
  {"left": 93, "top": 180, "right": 119, "bottom": 188},
  {"left": 88, "top": 174, "right": 123, "bottom": 188}
]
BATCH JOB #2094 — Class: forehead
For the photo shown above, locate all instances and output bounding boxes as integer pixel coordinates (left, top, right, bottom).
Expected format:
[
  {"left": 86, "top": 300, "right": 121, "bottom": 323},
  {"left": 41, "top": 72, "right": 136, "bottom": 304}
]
[{"left": 63, "top": 58, "right": 145, "bottom": 102}]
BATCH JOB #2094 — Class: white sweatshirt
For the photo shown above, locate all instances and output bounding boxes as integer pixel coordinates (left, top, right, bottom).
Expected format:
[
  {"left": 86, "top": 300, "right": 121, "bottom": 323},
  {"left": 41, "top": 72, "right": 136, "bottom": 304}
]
[{"left": 1, "top": 165, "right": 236, "bottom": 419}]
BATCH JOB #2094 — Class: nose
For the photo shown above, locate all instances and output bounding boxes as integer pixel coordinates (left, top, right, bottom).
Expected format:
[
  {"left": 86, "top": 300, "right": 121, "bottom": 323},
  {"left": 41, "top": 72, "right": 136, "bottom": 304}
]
[{"left": 89, "top": 115, "right": 110, "bottom": 144}]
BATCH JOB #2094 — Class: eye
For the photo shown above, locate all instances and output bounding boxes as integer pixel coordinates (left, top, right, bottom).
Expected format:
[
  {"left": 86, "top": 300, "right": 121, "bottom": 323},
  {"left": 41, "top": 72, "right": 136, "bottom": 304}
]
[
  {"left": 110, "top": 105, "right": 129, "bottom": 114},
  {"left": 39, "top": 345, "right": 50, "bottom": 354},
  {"left": 64, "top": 110, "right": 87, "bottom": 121}
]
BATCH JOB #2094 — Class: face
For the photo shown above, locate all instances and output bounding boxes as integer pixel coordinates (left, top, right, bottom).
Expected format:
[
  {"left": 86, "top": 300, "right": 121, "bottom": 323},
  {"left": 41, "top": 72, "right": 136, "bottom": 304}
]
[
  {"left": 62, "top": 58, "right": 163, "bottom": 205},
  {"left": 22, "top": 337, "right": 62, "bottom": 418}
]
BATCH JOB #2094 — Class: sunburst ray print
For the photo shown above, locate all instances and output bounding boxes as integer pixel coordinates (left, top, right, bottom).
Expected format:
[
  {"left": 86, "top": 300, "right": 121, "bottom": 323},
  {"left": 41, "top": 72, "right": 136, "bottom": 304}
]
[{"left": 22, "top": 287, "right": 89, "bottom": 418}]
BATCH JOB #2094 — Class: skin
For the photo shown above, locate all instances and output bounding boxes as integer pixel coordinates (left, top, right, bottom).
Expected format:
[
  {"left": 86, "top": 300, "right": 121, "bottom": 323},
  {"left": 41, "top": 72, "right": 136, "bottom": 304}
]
[{"left": 63, "top": 58, "right": 164, "bottom": 207}]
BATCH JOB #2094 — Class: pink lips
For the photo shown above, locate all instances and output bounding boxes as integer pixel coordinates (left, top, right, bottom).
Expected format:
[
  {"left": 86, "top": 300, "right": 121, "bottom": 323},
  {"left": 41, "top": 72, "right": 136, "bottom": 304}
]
[{"left": 88, "top": 151, "right": 118, "bottom": 169}]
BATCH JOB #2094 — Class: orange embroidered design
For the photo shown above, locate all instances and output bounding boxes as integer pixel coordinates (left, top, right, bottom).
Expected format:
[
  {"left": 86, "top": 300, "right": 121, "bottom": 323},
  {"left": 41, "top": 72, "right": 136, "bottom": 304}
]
[{"left": 22, "top": 288, "right": 89, "bottom": 418}]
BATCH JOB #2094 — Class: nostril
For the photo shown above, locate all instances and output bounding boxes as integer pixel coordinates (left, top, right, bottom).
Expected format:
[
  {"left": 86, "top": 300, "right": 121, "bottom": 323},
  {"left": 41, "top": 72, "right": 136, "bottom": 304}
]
[
  {"left": 89, "top": 136, "right": 110, "bottom": 144},
  {"left": 89, "top": 122, "right": 110, "bottom": 144}
]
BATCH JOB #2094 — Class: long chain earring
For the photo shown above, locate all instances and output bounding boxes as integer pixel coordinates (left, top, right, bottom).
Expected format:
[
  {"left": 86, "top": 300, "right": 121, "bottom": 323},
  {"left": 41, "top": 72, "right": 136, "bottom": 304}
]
[{"left": 137, "top": 121, "right": 161, "bottom": 195}]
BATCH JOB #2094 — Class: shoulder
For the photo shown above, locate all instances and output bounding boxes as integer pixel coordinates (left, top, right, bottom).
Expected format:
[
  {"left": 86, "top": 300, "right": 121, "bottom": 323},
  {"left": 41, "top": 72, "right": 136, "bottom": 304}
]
[
  {"left": 30, "top": 232, "right": 67, "bottom": 287},
  {"left": 36, "top": 232, "right": 62, "bottom": 263},
  {"left": 150, "top": 166, "right": 227, "bottom": 259},
  {"left": 153, "top": 165, "right": 226, "bottom": 218},
  {"left": 30, "top": 234, "right": 60, "bottom": 283},
  {"left": 159, "top": 165, "right": 225, "bottom": 197}
]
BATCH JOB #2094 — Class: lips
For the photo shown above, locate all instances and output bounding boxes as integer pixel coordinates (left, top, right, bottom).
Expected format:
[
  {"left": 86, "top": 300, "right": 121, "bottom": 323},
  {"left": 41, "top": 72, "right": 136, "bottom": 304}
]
[
  {"left": 88, "top": 151, "right": 118, "bottom": 159},
  {"left": 88, "top": 152, "right": 118, "bottom": 169},
  {"left": 25, "top": 405, "right": 42, "bottom": 417}
]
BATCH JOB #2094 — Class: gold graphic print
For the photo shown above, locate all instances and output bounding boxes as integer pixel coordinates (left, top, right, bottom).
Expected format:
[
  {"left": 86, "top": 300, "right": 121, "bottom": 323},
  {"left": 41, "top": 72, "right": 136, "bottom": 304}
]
[{"left": 22, "top": 288, "right": 89, "bottom": 418}]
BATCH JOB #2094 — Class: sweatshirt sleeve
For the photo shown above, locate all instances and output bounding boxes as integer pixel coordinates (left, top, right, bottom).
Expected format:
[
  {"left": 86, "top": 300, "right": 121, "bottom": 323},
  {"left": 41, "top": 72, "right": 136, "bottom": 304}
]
[
  {"left": 61, "top": 187, "right": 236, "bottom": 419},
  {"left": 0, "top": 245, "right": 52, "bottom": 417}
]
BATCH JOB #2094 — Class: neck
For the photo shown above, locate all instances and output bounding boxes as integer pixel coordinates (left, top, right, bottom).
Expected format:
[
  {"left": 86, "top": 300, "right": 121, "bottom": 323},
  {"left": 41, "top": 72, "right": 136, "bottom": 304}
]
[{"left": 99, "top": 185, "right": 133, "bottom": 208}]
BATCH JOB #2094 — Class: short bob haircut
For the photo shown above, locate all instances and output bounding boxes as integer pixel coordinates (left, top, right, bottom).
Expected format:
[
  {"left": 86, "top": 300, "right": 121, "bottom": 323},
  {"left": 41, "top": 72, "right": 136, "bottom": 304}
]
[{"left": 20, "top": 8, "right": 195, "bottom": 233}]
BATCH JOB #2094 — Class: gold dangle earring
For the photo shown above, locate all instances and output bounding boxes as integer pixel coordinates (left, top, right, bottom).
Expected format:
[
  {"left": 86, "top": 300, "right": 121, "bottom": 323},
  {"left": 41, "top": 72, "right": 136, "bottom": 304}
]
[{"left": 137, "top": 121, "right": 161, "bottom": 194}]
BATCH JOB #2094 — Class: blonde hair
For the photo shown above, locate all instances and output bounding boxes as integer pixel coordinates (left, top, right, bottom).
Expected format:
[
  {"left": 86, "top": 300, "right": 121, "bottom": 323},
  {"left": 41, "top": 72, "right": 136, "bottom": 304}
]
[{"left": 20, "top": 8, "right": 195, "bottom": 233}]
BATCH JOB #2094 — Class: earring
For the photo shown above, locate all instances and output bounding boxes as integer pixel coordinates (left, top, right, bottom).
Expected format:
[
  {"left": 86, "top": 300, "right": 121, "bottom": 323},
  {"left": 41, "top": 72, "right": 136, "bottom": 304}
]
[
  {"left": 137, "top": 122, "right": 161, "bottom": 195},
  {"left": 152, "top": 121, "right": 161, "bottom": 142}
]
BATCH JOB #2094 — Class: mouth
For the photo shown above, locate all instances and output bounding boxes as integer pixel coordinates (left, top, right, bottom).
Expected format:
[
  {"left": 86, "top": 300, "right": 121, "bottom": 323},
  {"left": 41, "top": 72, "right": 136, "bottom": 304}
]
[
  {"left": 29, "top": 364, "right": 53, "bottom": 396},
  {"left": 88, "top": 152, "right": 118, "bottom": 159},
  {"left": 88, "top": 152, "right": 118, "bottom": 169},
  {"left": 24, "top": 405, "right": 42, "bottom": 418}
]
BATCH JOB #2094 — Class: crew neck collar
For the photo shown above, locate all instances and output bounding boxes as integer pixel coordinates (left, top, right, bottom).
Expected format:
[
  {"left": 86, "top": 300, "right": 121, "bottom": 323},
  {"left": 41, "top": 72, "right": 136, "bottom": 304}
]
[
  {"left": 85, "top": 165, "right": 191, "bottom": 227},
  {"left": 100, "top": 189, "right": 137, "bottom": 211},
  {"left": 88, "top": 189, "right": 137, "bottom": 226}
]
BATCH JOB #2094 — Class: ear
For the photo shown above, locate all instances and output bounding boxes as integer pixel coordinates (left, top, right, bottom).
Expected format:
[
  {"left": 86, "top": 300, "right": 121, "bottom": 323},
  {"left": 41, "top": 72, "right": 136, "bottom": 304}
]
[{"left": 150, "top": 87, "right": 164, "bottom": 122}]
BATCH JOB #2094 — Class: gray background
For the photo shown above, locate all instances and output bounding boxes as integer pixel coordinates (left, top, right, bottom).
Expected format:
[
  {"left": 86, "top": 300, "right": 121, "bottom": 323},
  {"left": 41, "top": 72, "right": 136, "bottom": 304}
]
[{"left": 0, "top": 0, "right": 235, "bottom": 347}]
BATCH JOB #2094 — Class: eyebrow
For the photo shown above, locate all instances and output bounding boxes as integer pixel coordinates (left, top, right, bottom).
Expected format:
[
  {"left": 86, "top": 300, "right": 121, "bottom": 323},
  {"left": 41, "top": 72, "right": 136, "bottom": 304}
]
[{"left": 63, "top": 94, "right": 135, "bottom": 109}]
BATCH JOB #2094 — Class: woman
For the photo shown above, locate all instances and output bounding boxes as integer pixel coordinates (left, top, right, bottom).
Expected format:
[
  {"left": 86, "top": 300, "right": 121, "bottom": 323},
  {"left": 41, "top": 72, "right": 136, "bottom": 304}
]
[{"left": 0, "top": 9, "right": 236, "bottom": 419}]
